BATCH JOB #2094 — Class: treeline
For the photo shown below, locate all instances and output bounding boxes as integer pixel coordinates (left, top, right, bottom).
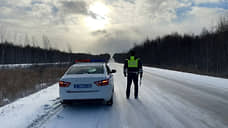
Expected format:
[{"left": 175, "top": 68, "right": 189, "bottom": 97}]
[
  {"left": 0, "top": 65, "right": 68, "bottom": 106},
  {"left": 0, "top": 42, "right": 110, "bottom": 64},
  {"left": 114, "top": 17, "right": 228, "bottom": 77}
]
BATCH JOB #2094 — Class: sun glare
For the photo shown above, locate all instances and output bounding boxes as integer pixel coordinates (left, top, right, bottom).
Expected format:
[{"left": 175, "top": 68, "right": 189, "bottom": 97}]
[
  {"left": 84, "top": 2, "right": 110, "bottom": 31},
  {"left": 90, "top": 2, "right": 109, "bottom": 17}
]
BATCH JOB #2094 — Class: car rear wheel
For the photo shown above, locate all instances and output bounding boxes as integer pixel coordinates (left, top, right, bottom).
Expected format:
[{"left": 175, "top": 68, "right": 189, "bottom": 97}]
[{"left": 106, "top": 96, "right": 113, "bottom": 106}]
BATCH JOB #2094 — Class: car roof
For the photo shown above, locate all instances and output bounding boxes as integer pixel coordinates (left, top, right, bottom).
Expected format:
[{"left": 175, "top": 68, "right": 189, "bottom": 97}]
[{"left": 71, "top": 62, "right": 105, "bottom": 67}]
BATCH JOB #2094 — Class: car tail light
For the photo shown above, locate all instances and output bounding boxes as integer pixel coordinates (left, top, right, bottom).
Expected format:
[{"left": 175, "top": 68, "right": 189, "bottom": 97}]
[
  {"left": 59, "top": 81, "right": 71, "bottom": 87},
  {"left": 94, "top": 79, "right": 109, "bottom": 86}
]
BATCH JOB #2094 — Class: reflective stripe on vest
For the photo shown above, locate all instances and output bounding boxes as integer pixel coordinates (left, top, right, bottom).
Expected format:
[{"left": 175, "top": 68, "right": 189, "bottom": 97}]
[{"left": 128, "top": 56, "right": 138, "bottom": 68}]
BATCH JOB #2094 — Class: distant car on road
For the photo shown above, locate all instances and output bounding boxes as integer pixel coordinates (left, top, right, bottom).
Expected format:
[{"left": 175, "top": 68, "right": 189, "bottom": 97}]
[{"left": 59, "top": 60, "right": 116, "bottom": 105}]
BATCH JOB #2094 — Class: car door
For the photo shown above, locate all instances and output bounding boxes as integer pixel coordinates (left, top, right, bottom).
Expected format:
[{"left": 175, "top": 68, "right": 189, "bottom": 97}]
[{"left": 106, "top": 65, "right": 114, "bottom": 87}]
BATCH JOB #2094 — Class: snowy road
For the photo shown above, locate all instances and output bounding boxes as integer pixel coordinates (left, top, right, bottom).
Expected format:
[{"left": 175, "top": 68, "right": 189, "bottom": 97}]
[
  {"left": 1, "top": 63, "right": 228, "bottom": 128},
  {"left": 42, "top": 63, "right": 228, "bottom": 128}
]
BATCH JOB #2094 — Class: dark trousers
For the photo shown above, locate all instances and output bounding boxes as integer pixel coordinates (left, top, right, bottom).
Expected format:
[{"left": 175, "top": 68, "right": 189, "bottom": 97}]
[{"left": 126, "top": 73, "right": 138, "bottom": 98}]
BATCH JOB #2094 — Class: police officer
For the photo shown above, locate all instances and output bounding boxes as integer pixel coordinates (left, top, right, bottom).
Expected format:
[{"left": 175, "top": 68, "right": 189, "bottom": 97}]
[{"left": 124, "top": 51, "right": 143, "bottom": 99}]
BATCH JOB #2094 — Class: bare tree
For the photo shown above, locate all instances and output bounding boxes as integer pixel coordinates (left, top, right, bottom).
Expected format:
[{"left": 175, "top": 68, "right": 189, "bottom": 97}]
[
  {"left": 0, "top": 25, "right": 7, "bottom": 43},
  {"left": 13, "top": 32, "right": 18, "bottom": 44},
  {"left": 217, "top": 16, "right": 228, "bottom": 33},
  {"left": 67, "top": 42, "right": 72, "bottom": 53},
  {"left": 42, "top": 35, "right": 51, "bottom": 49},
  {"left": 24, "top": 34, "right": 30, "bottom": 46},
  {"left": 31, "top": 36, "right": 37, "bottom": 47},
  {"left": 201, "top": 27, "right": 210, "bottom": 36}
]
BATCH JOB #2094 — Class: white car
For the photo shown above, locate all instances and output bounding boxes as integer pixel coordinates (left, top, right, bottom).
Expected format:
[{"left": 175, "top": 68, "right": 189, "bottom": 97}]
[{"left": 59, "top": 60, "right": 116, "bottom": 105}]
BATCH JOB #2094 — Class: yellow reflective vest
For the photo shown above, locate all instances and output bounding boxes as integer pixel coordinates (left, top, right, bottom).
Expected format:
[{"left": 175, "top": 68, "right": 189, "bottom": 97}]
[{"left": 128, "top": 56, "right": 139, "bottom": 68}]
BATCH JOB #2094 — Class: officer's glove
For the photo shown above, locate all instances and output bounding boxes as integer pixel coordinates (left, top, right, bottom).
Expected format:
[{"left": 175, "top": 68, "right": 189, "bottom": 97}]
[{"left": 124, "top": 72, "right": 127, "bottom": 77}]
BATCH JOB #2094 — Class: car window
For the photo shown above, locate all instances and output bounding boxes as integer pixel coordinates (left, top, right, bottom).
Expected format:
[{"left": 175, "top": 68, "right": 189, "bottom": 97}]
[{"left": 66, "top": 65, "right": 104, "bottom": 74}]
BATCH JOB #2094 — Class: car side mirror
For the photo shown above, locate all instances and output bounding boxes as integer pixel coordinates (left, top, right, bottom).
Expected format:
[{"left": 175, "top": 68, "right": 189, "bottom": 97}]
[{"left": 110, "top": 69, "right": 116, "bottom": 73}]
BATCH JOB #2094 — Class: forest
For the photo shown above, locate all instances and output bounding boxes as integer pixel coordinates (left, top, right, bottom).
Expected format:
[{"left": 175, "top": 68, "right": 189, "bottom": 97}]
[
  {"left": 0, "top": 42, "right": 110, "bottom": 64},
  {"left": 113, "top": 17, "right": 228, "bottom": 78}
]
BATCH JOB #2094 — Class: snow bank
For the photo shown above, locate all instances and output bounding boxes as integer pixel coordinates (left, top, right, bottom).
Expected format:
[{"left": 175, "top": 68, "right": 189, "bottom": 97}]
[
  {"left": 0, "top": 84, "right": 59, "bottom": 128},
  {"left": 144, "top": 66, "right": 228, "bottom": 90}
]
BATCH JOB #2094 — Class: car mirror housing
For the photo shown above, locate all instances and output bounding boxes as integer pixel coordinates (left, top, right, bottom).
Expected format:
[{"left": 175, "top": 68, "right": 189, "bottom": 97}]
[{"left": 111, "top": 69, "right": 116, "bottom": 73}]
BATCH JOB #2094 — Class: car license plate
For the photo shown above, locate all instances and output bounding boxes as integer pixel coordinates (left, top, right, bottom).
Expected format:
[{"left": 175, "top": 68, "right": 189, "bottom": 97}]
[{"left": 74, "top": 84, "right": 92, "bottom": 88}]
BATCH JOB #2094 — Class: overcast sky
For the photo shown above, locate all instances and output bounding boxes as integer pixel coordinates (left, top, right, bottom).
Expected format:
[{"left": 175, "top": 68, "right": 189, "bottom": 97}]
[{"left": 0, "top": 0, "right": 227, "bottom": 53}]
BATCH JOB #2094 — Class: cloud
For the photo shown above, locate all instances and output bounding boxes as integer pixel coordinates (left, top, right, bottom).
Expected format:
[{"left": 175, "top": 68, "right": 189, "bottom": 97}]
[
  {"left": 89, "top": 27, "right": 143, "bottom": 53},
  {"left": 193, "top": 0, "right": 222, "bottom": 4},
  {"left": 88, "top": 0, "right": 228, "bottom": 53},
  {"left": 91, "top": 34, "right": 137, "bottom": 53},
  {"left": 186, "top": 6, "right": 228, "bottom": 29},
  {"left": 60, "top": 1, "right": 88, "bottom": 15},
  {"left": 123, "top": 0, "right": 135, "bottom": 4},
  {"left": 91, "top": 30, "right": 107, "bottom": 36},
  {"left": 0, "top": 0, "right": 227, "bottom": 53}
]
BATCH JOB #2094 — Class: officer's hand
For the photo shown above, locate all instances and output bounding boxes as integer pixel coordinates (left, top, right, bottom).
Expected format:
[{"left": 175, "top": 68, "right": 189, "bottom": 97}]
[{"left": 124, "top": 73, "right": 127, "bottom": 77}]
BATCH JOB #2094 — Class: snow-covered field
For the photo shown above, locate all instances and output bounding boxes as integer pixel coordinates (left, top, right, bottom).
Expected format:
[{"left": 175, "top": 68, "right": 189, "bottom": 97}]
[{"left": 1, "top": 63, "right": 228, "bottom": 128}]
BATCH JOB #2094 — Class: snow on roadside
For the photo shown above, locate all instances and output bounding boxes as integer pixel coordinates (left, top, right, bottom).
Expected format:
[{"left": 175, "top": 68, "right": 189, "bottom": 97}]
[
  {"left": 115, "top": 63, "right": 228, "bottom": 90},
  {"left": 0, "top": 84, "right": 59, "bottom": 128},
  {"left": 144, "top": 66, "right": 228, "bottom": 90}
]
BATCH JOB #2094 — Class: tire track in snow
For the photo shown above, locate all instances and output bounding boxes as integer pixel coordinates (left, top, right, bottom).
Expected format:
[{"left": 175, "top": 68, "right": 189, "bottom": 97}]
[{"left": 27, "top": 98, "right": 63, "bottom": 128}]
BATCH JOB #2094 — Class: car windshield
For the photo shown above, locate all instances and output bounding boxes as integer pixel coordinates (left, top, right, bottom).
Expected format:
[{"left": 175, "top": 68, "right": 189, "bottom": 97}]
[{"left": 66, "top": 65, "right": 104, "bottom": 74}]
